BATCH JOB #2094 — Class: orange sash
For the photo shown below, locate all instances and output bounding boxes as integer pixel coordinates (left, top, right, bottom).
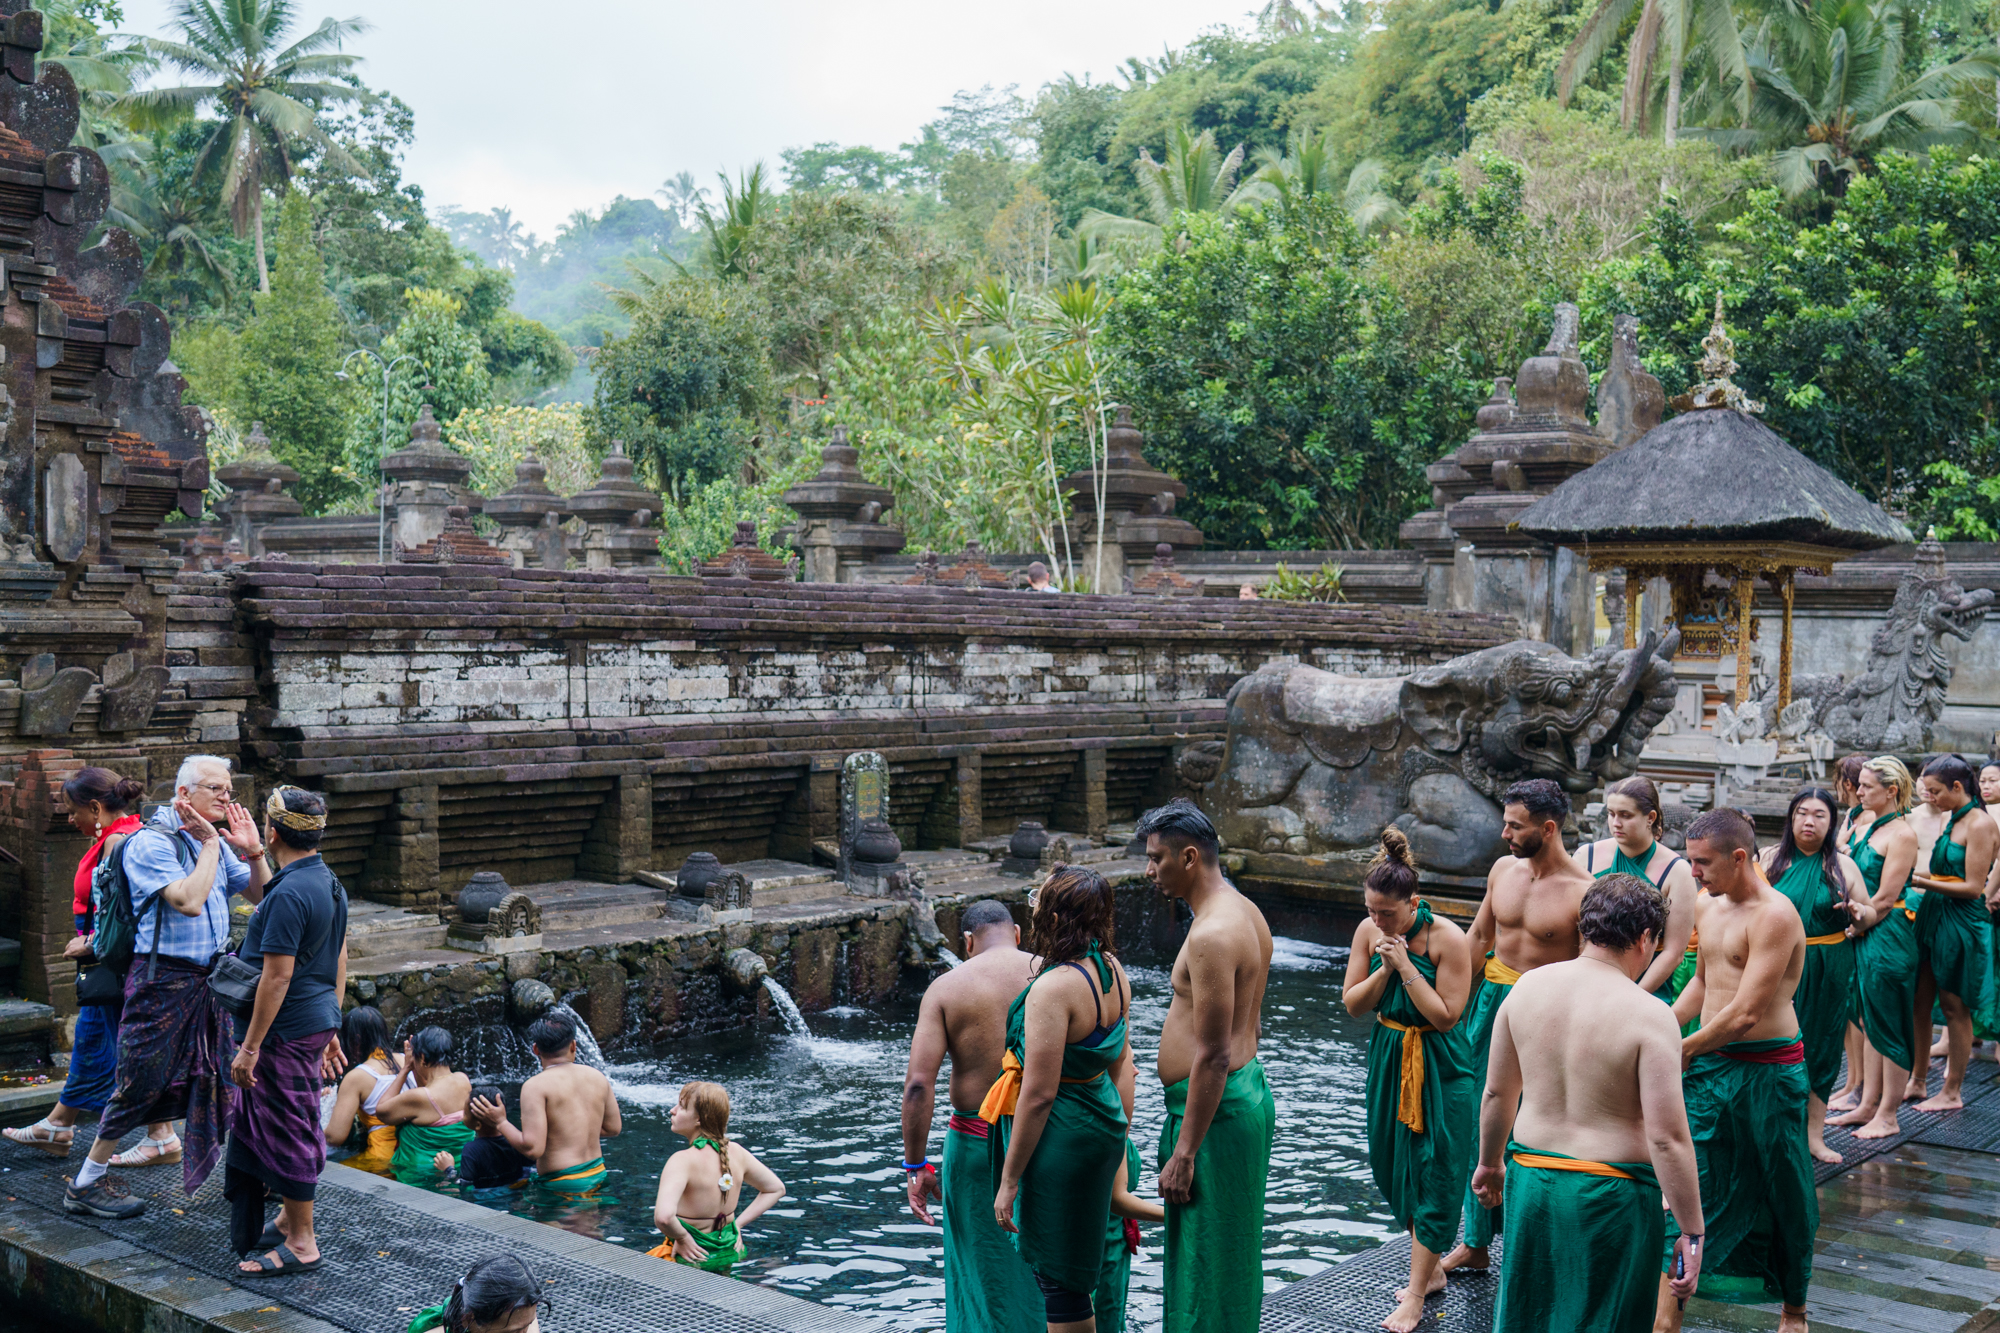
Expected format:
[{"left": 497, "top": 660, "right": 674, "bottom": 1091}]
[
  {"left": 1377, "top": 1017, "right": 1434, "bottom": 1135},
  {"left": 976, "top": 1050, "right": 1105, "bottom": 1125},
  {"left": 1805, "top": 932, "right": 1847, "bottom": 946},
  {"left": 1509, "top": 1151, "right": 1636, "bottom": 1180},
  {"left": 1483, "top": 955, "right": 1523, "bottom": 986}
]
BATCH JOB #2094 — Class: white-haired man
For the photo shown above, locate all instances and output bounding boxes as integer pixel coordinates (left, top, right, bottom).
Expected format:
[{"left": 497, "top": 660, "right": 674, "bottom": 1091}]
[{"left": 65, "top": 755, "right": 270, "bottom": 1219}]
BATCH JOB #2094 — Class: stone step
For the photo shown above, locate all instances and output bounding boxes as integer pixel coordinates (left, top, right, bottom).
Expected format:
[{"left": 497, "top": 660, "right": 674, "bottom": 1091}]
[{"left": 345, "top": 904, "right": 448, "bottom": 959}]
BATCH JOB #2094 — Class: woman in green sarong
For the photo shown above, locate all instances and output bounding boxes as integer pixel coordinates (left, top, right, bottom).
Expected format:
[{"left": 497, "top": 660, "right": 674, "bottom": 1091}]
[
  {"left": 1759, "top": 786, "right": 1871, "bottom": 1164},
  {"left": 405, "top": 1254, "right": 545, "bottom": 1333},
  {"left": 1576, "top": 776, "right": 1699, "bottom": 1025},
  {"left": 987, "top": 864, "right": 1134, "bottom": 1331},
  {"left": 1829, "top": 757, "right": 1922, "bottom": 1141},
  {"left": 377, "top": 1027, "right": 477, "bottom": 1186},
  {"left": 649, "top": 1080, "right": 785, "bottom": 1275},
  {"left": 1343, "top": 828, "right": 1474, "bottom": 1333},
  {"left": 1827, "top": 754, "right": 1872, "bottom": 1115},
  {"left": 1908, "top": 755, "right": 2000, "bottom": 1110}
]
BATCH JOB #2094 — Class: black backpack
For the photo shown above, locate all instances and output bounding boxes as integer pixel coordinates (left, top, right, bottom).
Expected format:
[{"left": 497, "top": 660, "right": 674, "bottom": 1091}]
[{"left": 76, "top": 830, "right": 191, "bottom": 1002}]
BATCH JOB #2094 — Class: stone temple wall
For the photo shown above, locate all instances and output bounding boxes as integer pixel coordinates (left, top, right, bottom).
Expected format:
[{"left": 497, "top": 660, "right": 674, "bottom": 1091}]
[{"left": 232, "top": 560, "right": 1514, "bottom": 907}]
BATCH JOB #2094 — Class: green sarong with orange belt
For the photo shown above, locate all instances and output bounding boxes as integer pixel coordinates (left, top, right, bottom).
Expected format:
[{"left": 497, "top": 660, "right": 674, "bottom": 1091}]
[
  {"left": 1160, "top": 1058, "right": 1275, "bottom": 1333},
  {"left": 1916, "top": 804, "right": 2000, "bottom": 1035},
  {"left": 942, "top": 1113, "right": 1040, "bottom": 1333},
  {"left": 535, "top": 1154, "right": 608, "bottom": 1198},
  {"left": 1455, "top": 952, "right": 1520, "bottom": 1251},
  {"left": 1494, "top": 1143, "right": 1662, "bottom": 1333},
  {"left": 1364, "top": 902, "right": 1474, "bottom": 1257},
  {"left": 1849, "top": 812, "right": 1921, "bottom": 1071},
  {"left": 1663, "top": 1035, "right": 1817, "bottom": 1307},
  {"left": 1768, "top": 852, "right": 1860, "bottom": 1101},
  {"left": 982, "top": 940, "right": 1129, "bottom": 1299},
  {"left": 647, "top": 1219, "right": 745, "bottom": 1273}
]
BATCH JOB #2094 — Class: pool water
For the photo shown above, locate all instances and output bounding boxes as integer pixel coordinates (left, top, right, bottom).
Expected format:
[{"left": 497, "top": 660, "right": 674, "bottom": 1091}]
[{"left": 425, "top": 920, "right": 1387, "bottom": 1330}]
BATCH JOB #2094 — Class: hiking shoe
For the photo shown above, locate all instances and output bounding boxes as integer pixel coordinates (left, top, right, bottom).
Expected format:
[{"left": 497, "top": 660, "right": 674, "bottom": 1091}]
[{"left": 64, "top": 1174, "right": 146, "bottom": 1219}]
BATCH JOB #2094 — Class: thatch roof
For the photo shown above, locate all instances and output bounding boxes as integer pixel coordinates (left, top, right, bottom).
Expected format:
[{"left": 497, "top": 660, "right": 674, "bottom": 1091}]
[{"left": 1513, "top": 408, "right": 1910, "bottom": 551}]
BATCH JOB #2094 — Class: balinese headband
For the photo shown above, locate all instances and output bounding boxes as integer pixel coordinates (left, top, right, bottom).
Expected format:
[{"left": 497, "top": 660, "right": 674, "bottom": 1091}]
[{"left": 264, "top": 785, "right": 327, "bottom": 831}]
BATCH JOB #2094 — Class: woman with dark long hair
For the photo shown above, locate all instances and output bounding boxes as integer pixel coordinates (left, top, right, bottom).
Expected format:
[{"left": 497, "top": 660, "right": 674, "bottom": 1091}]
[
  {"left": 1759, "top": 787, "right": 1871, "bottom": 1163},
  {"left": 1343, "top": 827, "right": 1473, "bottom": 1333},
  {"left": 407, "top": 1254, "right": 544, "bottom": 1333},
  {"left": 1907, "top": 754, "right": 2000, "bottom": 1111},
  {"left": 1830, "top": 757, "right": 1921, "bottom": 1140},
  {"left": 3, "top": 768, "right": 176, "bottom": 1159},
  {"left": 1573, "top": 776, "right": 1698, "bottom": 1020},
  {"left": 984, "top": 864, "right": 1134, "bottom": 1332},
  {"left": 323, "top": 1006, "right": 402, "bottom": 1175},
  {"left": 378, "top": 1027, "right": 476, "bottom": 1184}
]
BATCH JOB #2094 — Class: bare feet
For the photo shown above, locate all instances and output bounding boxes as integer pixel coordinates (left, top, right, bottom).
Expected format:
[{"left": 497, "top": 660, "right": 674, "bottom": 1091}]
[
  {"left": 1777, "top": 1303, "right": 1809, "bottom": 1332},
  {"left": 1827, "top": 1103, "right": 1875, "bottom": 1127},
  {"left": 1915, "top": 1090, "right": 1964, "bottom": 1112},
  {"left": 1382, "top": 1290, "right": 1429, "bottom": 1332},
  {"left": 1808, "top": 1138, "right": 1842, "bottom": 1164},
  {"left": 1902, "top": 1080, "right": 1927, "bottom": 1103},
  {"left": 1931, "top": 1034, "right": 1949, "bottom": 1058},
  {"left": 1438, "top": 1244, "right": 1489, "bottom": 1274},
  {"left": 1392, "top": 1269, "right": 1446, "bottom": 1300},
  {"left": 1826, "top": 1089, "right": 1861, "bottom": 1113},
  {"left": 1854, "top": 1114, "right": 1901, "bottom": 1139}
]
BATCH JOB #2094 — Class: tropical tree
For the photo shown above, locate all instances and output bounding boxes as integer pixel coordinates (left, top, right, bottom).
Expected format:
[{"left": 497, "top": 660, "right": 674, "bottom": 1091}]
[
  {"left": 688, "top": 163, "right": 771, "bottom": 280},
  {"left": 108, "top": 139, "right": 237, "bottom": 311},
  {"left": 1252, "top": 129, "right": 1406, "bottom": 235},
  {"left": 1559, "top": 0, "right": 1750, "bottom": 142},
  {"left": 656, "top": 170, "right": 707, "bottom": 227},
  {"left": 1077, "top": 126, "right": 1273, "bottom": 250},
  {"left": 119, "top": 0, "right": 371, "bottom": 292}
]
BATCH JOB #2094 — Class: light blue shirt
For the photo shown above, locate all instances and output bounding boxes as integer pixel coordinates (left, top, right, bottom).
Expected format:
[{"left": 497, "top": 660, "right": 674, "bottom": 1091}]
[{"left": 119, "top": 805, "right": 249, "bottom": 964}]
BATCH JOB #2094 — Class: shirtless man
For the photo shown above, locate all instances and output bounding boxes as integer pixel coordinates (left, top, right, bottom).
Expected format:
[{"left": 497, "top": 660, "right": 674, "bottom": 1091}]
[
  {"left": 1139, "top": 798, "right": 1275, "bottom": 1333},
  {"left": 1658, "top": 808, "right": 1814, "bottom": 1333},
  {"left": 1472, "top": 873, "right": 1703, "bottom": 1332},
  {"left": 475, "top": 1008, "right": 621, "bottom": 1195},
  {"left": 1440, "top": 778, "right": 1593, "bottom": 1277},
  {"left": 900, "top": 899, "right": 1042, "bottom": 1333}
]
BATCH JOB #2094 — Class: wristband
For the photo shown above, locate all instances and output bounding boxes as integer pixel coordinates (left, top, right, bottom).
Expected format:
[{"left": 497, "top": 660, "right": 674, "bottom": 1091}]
[{"left": 902, "top": 1159, "right": 931, "bottom": 1172}]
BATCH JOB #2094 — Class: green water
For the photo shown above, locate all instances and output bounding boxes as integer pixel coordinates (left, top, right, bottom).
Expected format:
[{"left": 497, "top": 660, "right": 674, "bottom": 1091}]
[{"left": 419, "top": 920, "right": 1384, "bottom": 1330}]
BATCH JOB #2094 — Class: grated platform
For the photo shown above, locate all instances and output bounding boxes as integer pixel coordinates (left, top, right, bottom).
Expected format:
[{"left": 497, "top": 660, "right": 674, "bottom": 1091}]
[
  {"left": 0, "top": 1128, "right": 872, "bottom": 1333},
  {"left": 1261, "top": 1234, "right": 1502, "bottom": 1331}
]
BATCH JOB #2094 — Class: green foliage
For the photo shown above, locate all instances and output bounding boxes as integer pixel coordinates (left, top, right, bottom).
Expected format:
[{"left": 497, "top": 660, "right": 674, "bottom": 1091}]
[
  {"left": 1264, "top": 560, "right": 1347, "bottom": 601},
  {"left": 339, "top": 287, "right": 492, "bottom": 492},
  {"left": 233, "top": 193, "right": 354, "bottom": 511},
  {"left": 657, "top": 475, "right": 802, "bottom": 576},
  {"left": 444, "top": 403, "right": 595, "bottom": 499}
]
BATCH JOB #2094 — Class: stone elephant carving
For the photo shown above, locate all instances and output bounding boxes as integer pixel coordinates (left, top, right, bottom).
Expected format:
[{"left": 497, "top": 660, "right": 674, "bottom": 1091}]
[{"left": 1183, "top": 631, "right": 1680, "bottom": 876}]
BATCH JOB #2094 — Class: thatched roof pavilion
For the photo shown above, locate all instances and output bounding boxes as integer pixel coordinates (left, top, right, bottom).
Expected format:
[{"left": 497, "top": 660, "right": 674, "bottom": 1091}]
[{"left": 1514, "top": 297, "right": 1911, "bottom": 713}]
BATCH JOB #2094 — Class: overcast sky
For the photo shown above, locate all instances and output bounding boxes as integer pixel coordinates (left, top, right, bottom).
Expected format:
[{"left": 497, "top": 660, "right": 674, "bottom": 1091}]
[{"left": 120, "top": 1, "right": 1242, "bottom": 238}]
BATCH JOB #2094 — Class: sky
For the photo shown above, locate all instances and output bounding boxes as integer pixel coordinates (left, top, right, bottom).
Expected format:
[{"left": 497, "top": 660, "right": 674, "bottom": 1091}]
[{"left": 119, "top": 0, "right": 1243, "bottom": 238}]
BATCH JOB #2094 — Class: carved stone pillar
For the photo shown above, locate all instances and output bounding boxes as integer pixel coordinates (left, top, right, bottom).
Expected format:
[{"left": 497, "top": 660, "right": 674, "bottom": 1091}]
[{"left": 382, "top": 406, "right": 474, "bottom": 555}]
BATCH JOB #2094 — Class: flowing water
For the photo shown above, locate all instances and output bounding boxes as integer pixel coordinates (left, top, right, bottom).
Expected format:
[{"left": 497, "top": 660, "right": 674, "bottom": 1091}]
[
  {"left": 413, "top": 916, "right": 1384, "bottom": 1331},
  {"left": 762, "top": 977, "right": 813, "bottom": 1037}
]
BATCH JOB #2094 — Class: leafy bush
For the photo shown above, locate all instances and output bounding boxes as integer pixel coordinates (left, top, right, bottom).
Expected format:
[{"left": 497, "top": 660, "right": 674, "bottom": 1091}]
[{"left": 1264, "top": 560, "right": 1346, "bottom": 601}]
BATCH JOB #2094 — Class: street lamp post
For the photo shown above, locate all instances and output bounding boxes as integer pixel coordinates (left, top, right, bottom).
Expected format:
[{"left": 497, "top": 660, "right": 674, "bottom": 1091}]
[{"left": 339, "top": 348, "right": 419, "bottom": 563}]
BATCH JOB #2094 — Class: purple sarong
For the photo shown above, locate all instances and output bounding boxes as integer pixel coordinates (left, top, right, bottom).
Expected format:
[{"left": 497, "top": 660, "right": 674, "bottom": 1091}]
[
  {"left": 226, "top": 1028, "right": 334, "bottom": 1201},
  {"left": 96, "top": 955, "right": 235, "bottom": 1194}
]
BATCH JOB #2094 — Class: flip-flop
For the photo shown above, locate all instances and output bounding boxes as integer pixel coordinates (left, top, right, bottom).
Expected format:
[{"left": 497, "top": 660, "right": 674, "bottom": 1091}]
[{"left": 237, "top": 1244, "right": 322, "bottom": 1278}]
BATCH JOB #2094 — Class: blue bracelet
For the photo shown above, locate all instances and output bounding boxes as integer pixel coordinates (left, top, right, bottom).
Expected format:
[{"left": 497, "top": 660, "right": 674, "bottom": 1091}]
[{"left": 902, "top": 1158, "right": 930, "bottom": 1172}]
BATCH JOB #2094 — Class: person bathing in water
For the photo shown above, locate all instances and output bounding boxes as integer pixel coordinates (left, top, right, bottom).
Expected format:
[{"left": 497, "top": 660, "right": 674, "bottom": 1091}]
[
  {"left": 649, "top": 1081, "right": 785, "bottom": 1274},
  {"left": 473, "top": 1009, "right": 620, "bottom": 1196}
]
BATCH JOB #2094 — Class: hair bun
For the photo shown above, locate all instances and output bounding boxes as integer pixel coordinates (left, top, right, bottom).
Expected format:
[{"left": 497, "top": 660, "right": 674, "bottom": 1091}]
[
  {"left": 113, "top": 777, "right": 145, "bottom": 804},
  {"left": 1379, "top": 826, "right": 1414, "bottom": 867}
]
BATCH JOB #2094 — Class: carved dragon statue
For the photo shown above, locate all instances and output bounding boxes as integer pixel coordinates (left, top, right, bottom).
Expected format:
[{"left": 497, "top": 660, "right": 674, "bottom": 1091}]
[{"left": 1180, "top": 631, "right": 1680, "bottom": 876}]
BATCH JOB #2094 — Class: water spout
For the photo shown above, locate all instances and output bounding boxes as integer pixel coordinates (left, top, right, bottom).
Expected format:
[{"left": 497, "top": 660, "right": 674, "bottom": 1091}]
[
  {"left": 938, "top": 950, "right": 962, "bottom": 969},
  {"left": 546, "top": 1001, "right": 608, "bottom": 1069},
  {"left": 761, "top": 976, "right": 811, "bottom": 1037}
]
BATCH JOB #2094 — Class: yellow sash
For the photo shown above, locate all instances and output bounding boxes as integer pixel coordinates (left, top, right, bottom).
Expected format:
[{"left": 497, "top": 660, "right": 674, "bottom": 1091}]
[
  {"left": 1805, "top": 931, "right": 1847, "bottom": 946},
  {"left": 1483, "top": 955, "right": 1523, "bottom": 986},
  {"left": 976, "top": 1050, "right": 1105, "bottom": 1125},
  {"left": 1509, "top": 1151, "right": 1635, "bottom": 1180},
  {"left": 1377, "top": 1017, "right": 1434, "bottom": 1135},
  {"left": 1895, "top": 897, "right": 1915, "bottom": 921}
]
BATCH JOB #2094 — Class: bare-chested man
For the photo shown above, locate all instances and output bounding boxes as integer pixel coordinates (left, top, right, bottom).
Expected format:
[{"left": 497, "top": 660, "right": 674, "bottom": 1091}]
[
  {"left": 1440, "top": 778, "right": 1594, "bottom": 1277},
  {"left": 1472, "top": 872, "right": 1703, "bottom": 1333},
  {"left": 475, "top": 1008, "right": 621, "bottom": 1197},
  {"left": 900, "top": 898, "right": 1041, "bottom": 1333},
  {"left": 1658, "top": 808, "right": 1814, "bottom": 1333},
  {"left": 1140, "top": 798, "right": 1275, "bottom": 1333}
]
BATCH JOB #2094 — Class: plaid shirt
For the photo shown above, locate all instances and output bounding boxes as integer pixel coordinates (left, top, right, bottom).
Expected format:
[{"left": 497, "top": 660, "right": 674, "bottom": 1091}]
[{"left": 119, "top": 806, "right": 250, "bottom": 964}]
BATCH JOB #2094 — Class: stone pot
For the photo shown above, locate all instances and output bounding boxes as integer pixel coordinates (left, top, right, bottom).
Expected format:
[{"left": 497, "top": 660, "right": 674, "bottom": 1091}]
[
  {"left": 1009, "top": 821, "right": 1050, "bottom": 862},
  {"left": 676, "top": 851, "right": 723, "bottom": 899},
  {"left": 457, "top": 870, "right": 511, "bottom": 924},
  {"left": 851, "top": 818, "right": 902, "bottom": 866}
]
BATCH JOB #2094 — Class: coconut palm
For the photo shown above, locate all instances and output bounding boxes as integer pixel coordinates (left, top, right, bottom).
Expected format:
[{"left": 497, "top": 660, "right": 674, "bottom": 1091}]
[
  {"left": 1076, "top": 126, "right": 1273, "bottom": 252},
  {"left": 656, "top": 170, "right": 707, "bottom": 228},
  {"left": 1558, "top": 0, "right": 1750, "bottom": 142},
  {"left": 689, "top": 163, "right": 770, "bottom": 280},
  {"left": 117, "top": 0, "right": 370, "bottom": 293},
  {"left": 1690, "top": 0, "right": 2000, "bottom": 196},
  {"left": 1252, "top": 130, "right": 1406, "bottom": 234},
  {"left": 105, "top": 141, "right": 236, "bottom": 312}
]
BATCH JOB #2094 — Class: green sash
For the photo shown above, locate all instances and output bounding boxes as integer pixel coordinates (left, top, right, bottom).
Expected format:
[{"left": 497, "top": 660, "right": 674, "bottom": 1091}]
[
  {"left": 992, "top": 941, "right": 1130, "bottom": 1296},
  {"left": 1159, "top": 1059, "right": 1275, "bottom": 1333},
  {"left": 1363, "top": 902, "right": 1475, "bottom": 1256},
  {"left": 1663, "top": 1037, "right": 1817, "bottom": 1307},
  {"left": 1494, "top": 1143, "right": 1662, "bottom": 1333},
  {"left": 390, "top": 1119, "right": 476, "bottom": 1185},
  {"left": 1456, "top": 958, "right": 1515, "bottom": 1249},
  {"left": 1093, "top": 1139, "right": 1144, "bottom": 1333},
  {"left": 1768, "top": 851, "right": 1859, "bottom": 1101},
  {"left": 651, "top": 1219, "right": 746, "bottom": 1273},
  {"left": 943, "top": 1121, "right": 1041, "bottom": 1333},
  {"left": 1848, "top": 811, "right": 1920, "bottom": 1070}
]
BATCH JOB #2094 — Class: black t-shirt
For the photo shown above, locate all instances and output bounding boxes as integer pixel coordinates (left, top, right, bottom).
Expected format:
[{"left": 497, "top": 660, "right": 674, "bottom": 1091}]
[
  {"left": 460, "top": 1135, "right": 531, "bottom": 1189},
  {"left": 238, "top": 854, "right": 347, "bottom": 1042}
]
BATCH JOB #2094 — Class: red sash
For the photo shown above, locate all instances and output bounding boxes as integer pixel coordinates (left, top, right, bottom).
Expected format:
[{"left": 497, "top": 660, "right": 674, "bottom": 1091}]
[
  {"left": 947, "top": 1113, "right": 990, "bottom": 1139},
  {"left": 1723, "top": 1039, "right": 1804, "bottom": 1065}
]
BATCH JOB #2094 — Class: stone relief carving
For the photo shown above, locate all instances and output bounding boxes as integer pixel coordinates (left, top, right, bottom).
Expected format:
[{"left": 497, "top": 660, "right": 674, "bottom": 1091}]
[{"left": 1182, "top": 631, "right": 1679, "bottom": 875}]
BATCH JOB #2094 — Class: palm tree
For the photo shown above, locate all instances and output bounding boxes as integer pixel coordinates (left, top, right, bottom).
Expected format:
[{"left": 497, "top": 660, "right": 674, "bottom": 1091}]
[
  {"left": 1558, "top": 0, "right": 1750, "bottom": 142},
  {"left": 1252, "top": 129, "right": 1405, "bottom": 234},
  {"left": 1691, "top": 0, "right": 1999, "bottom": 196},
  {"left": 105, "top": 140, "right": 235, "bottom": 312},
  {"left": 656, "top": 170, "right": 707, "bottom": 228},
  {"left": 118, "top": 0, "right": 371, "bottom": 293},
  {"left": 1077, "top": 126, "right": 1273, "bottom": 251},
  {"left": 691, "top": 163, "right": 770, "bottom": 280}
]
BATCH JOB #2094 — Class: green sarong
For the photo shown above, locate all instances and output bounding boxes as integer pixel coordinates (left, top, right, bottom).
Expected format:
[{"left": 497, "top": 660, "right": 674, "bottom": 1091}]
[
  {"left": 649, "top": 1219, "right": 745, "bottom": 1273},
  {"left": 1093, "top": 1139, "right": 1144, "bottom": 1333},
  {"left": 390, "top": 1119, "right": 476, "bottom": 1185},
  {"left": 1494, "top": 1143, "right": 1662, "bottom": 1333},
  {"left": 990, "top": 942, "right": 1130, "bottom": 1297},
  {"left": 1916, "top": 804, "right": 2000, "bottom": 1035},
  {"left": 406, "top": 1305, "right": 446, "bottom": 1333},
  {"left": 1849, "top": 813, "right": 1920, "bottom": 1071},
  {"left": 1769, "top": 851, "right": 1860, "bottom": 1101},
  {"left": 1160, "top": 1058, "right": 1276, "bottom": 1333},
  {"left": 1663, "top": 1036, "right": 1816, "bottom": 1308},
  {"left": 1363, "top": 902, "right": 1475, "bottom": 1257},
  {"left": 1456, "top": 957, "right": 1515, "bottom": 1250},
  {"left": 943, "top": 1117, "right": 1041, "bottom": 1333}
]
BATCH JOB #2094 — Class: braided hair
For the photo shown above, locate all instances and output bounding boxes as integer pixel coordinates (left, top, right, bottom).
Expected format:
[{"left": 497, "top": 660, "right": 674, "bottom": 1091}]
[{"left": 679, "top": 1080, "right": 735, "bottom": 1204}]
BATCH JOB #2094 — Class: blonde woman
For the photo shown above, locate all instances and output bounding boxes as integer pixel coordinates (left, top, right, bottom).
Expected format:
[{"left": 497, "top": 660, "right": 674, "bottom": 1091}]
[{"left": 1829, "top": 757, "right": 1920, "bottom": 1140}]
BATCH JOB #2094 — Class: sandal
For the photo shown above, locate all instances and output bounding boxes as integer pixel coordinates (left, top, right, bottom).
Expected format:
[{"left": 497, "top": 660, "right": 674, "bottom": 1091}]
[
  {"left": 109, "top": 1135, "right": 182, "bottom": 1168},
  {"left": 238, "top": 1243, "right": 322, "bottom": 1278},
  {"left": 3, "top": 1118, "right": 74, "bottom": 1156}
]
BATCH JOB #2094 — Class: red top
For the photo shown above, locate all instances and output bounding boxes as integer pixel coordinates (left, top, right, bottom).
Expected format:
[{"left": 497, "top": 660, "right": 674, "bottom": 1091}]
[{"left": 73, "top": 813, "right": 143, "bottom": 922}]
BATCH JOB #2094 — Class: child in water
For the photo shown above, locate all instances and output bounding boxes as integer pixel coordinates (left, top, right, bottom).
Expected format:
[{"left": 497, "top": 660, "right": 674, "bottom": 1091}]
[{"left": 647, "top": 1081, "right": 785, "bottom": 1274}]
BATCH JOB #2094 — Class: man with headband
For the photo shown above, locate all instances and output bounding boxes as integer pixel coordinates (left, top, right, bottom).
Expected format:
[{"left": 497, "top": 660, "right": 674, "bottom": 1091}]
[{"left": 225, "top": 785, "right": 349, "bottom": 1278}]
